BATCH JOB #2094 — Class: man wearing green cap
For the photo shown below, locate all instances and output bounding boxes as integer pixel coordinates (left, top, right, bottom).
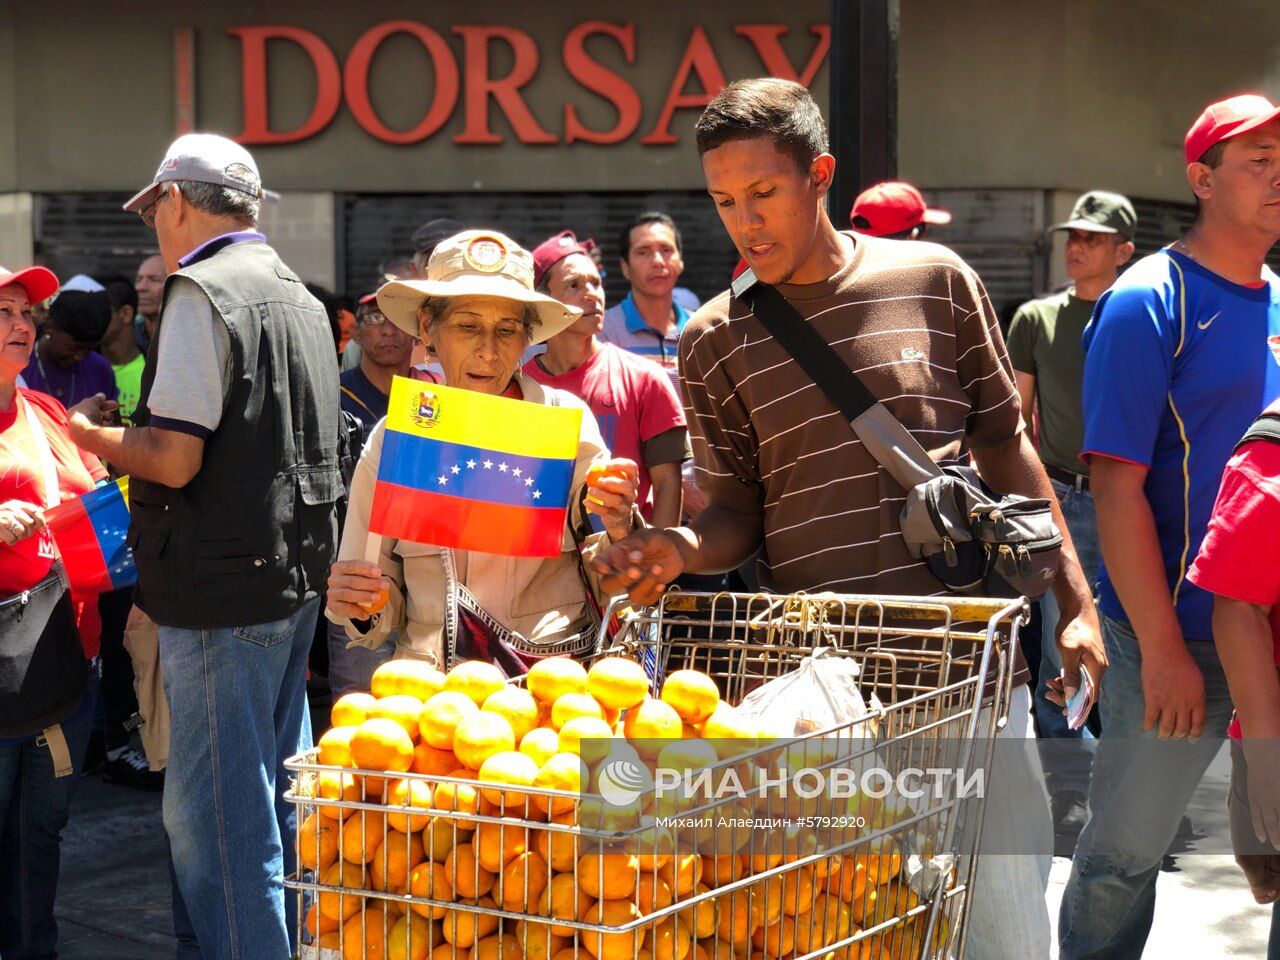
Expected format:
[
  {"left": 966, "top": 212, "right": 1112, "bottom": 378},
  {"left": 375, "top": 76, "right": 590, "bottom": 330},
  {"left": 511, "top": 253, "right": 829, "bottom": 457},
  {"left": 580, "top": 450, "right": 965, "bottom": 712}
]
[{"left": 1006, "top": 189, "right": 1136, "bottom": 834}]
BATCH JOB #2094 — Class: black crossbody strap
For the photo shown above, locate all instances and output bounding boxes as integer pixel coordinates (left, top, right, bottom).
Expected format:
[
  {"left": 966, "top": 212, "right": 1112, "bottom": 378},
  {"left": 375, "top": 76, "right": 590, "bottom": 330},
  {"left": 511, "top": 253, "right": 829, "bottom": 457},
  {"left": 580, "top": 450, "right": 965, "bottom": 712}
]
[
  {"left": 1238, "top": 411, "right": 1280, "bottom": 452},
  {"left": 732, "top": 268, "right": 942, "bottom": 488}
]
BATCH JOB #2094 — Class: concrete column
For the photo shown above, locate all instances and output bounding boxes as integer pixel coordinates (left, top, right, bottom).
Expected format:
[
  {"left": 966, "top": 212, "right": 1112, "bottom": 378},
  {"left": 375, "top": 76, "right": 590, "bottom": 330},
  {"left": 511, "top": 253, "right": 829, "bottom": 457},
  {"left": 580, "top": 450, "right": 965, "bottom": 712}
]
[
  {"left": 1045, "top": 190, "right": 1079, "bottom": 293},
  {"left": 257, "top": 191, "right": 336, "bottom": 291},
  {"left": 0, "top": 193, "right": 34, "bottom": 268}
]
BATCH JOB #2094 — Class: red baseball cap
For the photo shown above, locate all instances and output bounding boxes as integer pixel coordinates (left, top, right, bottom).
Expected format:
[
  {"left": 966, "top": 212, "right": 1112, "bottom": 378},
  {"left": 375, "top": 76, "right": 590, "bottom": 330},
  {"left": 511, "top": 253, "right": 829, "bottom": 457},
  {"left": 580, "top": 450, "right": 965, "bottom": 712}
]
[
  {"left": 1185, "top": 94, "right": 1280, "bottom": 164},
  {"left": 0, "top": 265, "right": 59, "bottom": 304},
  {"left": 850, "top": 182, "right": 951, "bottom": 237},
  {"left": 532, "top": 230, "right": 596, "bottom": 288}
]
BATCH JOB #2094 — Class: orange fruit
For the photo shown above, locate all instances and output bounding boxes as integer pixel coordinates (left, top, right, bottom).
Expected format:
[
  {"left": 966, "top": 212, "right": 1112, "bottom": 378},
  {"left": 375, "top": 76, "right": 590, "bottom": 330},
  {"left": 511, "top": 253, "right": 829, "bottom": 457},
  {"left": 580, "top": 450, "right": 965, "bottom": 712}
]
[
  {"left": 369, "top": 696, "right": 426, "bottom": 742},
  {"left": 340, "top": 810, "right": 386, "bottom": 864},
  {"left": 433, "top": 773, "right": 482, "bottom": 816},
  {"left": 316, "top": 770, "right": 362, "bottom": 821},
  {"left": 444, "top": 660, "right": 507, "bottom": 706},
  {"left": 342, "top": 902, "right": 391, "bottom": 960},
  {"left": 794, "top": 894, "right": 852, "bottom": 954},
  {"left": 557, "top": 716, "right": 614, "bottom": 756},
  {"left": 578, "top": 898, "right": 642, "bottom": 960},
  {"left": 659, "top": 670, "right": 720, "bottom": 724},
  {"left": 519, "top": 727, "right": 561, "bottom": 767},
  {"left": 319, "top": 725, "right": 358, "bottom": 767},
  {"left": 517, "top": 919, "right": 567, "bottom": 960},
  {"left": 317, "top": 860, "right": 366, "bottom": 921},
  {"left": 587, "top": 657, "right": 650, "bottom": 711},
  {"left": 495, "top": 849, "right": 550, "bottom": 911},
  {"left": 526, "top": 657, "right": 588, "bottom": 705},
  {"left": 658, "top": 854, "right": 702, "bottom": 898},
  {"left": 646, "top": 918, "right": 692, "bottom": 960},
  {"left": 453, "top": 712, "right": 516, "bottom": 771},
  {"left": 412, "top": 741, "right": 458, "bottom": 777},
  {"left": 332, "top": 692, "right": 379, "bottom": 728},
  {"left": 677, "top": 884, "right": 717, "bottom": 939},
  {"left": 824, "top": 857, "right": 867, "bottom": 904},
  {"left": 407, "top": 860, "right": 455, "bottom": 920},
  {"left": 532, "top": 752, "right": 583, "bottom": 815},
  {"left": 622, "top": 699, "right": 683, "bottom": 758},
  {"left": 444, "top": 842, "right": 496, "bottom": 899},
  {"left": 635, "top": 873, "right": 674, "bottom": 915},
  {"left": 386, "top": 912, "right": 433, "bottom": 960},
  {"left": 699, "top": 704, "right": 758, "bottom": 759},
  {"left": 418, "top": 692, "right": 480, "bottom": 751},
  {"left": 550, "top": 692, "right": 606, "bottom": 730},
  {"left": 752, "top": 917, "right": 795, "bottom": 958},
  {"left": 477, "top": 750, "right": 540, "bottom": 807},
  {"left": 473, "top": 818, "right": 528, "bottom": 872},
  {"left": 704, "top": 854, "right": 746, "bottom": 888},
  {"left": 540, "top": 872, "right": 594, "bottom": 936},
  {"left": 855, "top": 839, "right": 903, "bottom": 885},
  {"left": 714, "top": 888, "right": 762, "bottom": 949},
  {"left": 372, "top": 660, "right": 447, "bottom": 701},
  {"left": 350, "top": 718, "right": 415, "bottom": 774},
  {"left": 385, "top": 778, "right": 435, "bottom": 833},
  {"left": 299, "top": 810, "right": 340, "bottom": 870},
  {"left": 482, "top": 686, "right": 540, "bottom": 742},
  {"left": 370, "top": 829, "right": 426, "bottom": 892},
  {"left": 306, "top": 900, "right": 340, "bottom": 937},
  {"left": 422, "top": 815, "right": 461, "bottom": 862},
  {"left": 578, "top": 852, "right": 640, "bottom": 900},
  {"left": 533, "top": 813, "right": 580, "bottom": 872},
  {"left": 441, "top": 897, "right": 499, "bottom": 947},
  {"left": 471, "top": 933, "right": 521, "bottom": 960}
]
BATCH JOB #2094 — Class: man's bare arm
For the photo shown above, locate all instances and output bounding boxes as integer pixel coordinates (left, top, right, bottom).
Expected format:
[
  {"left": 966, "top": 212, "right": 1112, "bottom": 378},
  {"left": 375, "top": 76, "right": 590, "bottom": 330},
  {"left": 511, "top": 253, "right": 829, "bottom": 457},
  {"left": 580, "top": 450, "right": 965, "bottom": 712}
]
[
  {"left": 68, "top": 400, "right": 204, "bottom": 489},
  {"left": 646, "top": 461, "right": 684, "bottom": 531}
]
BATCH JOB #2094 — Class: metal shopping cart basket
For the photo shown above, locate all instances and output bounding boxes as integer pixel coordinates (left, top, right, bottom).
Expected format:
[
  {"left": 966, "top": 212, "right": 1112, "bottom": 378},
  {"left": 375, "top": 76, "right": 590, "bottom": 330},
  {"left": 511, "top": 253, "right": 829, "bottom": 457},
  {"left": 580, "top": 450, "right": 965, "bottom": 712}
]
[{"left": 286, "top": 590, "right": 1026, "bottom": 960}]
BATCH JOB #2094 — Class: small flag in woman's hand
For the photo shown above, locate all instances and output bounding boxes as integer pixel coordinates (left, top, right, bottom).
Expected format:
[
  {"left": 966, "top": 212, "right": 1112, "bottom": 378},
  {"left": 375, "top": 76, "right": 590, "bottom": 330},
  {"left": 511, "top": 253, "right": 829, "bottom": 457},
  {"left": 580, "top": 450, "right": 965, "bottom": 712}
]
[{"left": 45, "top": 477, "right": 136, "bottom": 593}]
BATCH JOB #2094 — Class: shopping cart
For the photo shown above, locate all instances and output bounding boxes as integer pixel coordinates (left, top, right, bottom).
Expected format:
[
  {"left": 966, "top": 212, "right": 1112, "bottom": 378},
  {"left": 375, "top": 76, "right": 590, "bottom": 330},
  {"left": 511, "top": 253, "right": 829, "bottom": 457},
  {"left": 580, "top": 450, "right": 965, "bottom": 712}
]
[{"left": 286, "top": 590, "right": 1025, "bottom": 960}]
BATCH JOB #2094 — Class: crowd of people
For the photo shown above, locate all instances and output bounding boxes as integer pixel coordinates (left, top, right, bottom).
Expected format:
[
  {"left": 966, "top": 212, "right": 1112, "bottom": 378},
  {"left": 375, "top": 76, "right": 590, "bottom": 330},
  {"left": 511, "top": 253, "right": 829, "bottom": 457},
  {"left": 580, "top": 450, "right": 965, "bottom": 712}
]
[{"left": 1, "top": 75, "right": 1280, "bottom": 960}]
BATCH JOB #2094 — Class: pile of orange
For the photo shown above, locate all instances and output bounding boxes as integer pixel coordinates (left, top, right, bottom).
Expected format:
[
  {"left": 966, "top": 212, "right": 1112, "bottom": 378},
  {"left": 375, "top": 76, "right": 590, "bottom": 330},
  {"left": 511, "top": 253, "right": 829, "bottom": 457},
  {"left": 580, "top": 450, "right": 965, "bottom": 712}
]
[{"left": 296, "top": 656, "right": 943, "bottom": 960}]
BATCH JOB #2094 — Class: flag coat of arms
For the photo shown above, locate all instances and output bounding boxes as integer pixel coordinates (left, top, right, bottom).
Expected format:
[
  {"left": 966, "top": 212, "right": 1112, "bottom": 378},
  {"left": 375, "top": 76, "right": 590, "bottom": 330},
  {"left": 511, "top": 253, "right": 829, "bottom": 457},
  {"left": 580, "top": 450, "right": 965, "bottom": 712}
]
[
  {"left": 44, "top": 476, "right": 136, "bottom": 593},
  {"left": 369, "top": 378, "right": 583, "bottom": 558}
]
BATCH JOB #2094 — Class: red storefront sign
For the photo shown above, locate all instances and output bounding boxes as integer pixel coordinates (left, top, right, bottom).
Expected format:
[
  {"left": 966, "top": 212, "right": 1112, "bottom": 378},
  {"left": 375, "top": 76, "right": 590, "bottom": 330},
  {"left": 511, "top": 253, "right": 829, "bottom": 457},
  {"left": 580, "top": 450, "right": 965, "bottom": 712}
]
[{"left": 227, "top": 20, "right": 829, "bottom": 147}]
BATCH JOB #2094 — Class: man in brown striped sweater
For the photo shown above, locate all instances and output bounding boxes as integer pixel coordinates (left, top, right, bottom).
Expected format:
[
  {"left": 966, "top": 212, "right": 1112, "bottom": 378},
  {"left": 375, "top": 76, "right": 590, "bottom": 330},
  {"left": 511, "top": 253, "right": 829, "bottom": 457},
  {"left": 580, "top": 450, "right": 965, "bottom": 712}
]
[{"left": 594, "top": 78, "right": 1107, "bottom": 957}]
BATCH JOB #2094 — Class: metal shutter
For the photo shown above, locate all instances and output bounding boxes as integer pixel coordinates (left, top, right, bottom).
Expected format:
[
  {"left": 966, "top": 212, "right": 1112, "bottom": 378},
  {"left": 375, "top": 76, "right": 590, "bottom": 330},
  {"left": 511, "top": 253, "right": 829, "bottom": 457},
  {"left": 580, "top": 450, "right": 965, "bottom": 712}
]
[
  {"left": 1131, "top": 197, "right": 1280, "bottom": 272},
  {"left": 341, "top": 192, "right": 739, "bottom": 306},
  {"left": 35, "top": 193, "right": 156, "bottom": 280}
]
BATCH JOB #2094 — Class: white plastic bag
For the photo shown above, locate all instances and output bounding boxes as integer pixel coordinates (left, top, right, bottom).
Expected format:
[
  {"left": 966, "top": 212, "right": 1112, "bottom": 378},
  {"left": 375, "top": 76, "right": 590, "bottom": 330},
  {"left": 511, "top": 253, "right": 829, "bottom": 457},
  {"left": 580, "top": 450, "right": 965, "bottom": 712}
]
[{"left": 735, "top": 647, "right": 878, "bottom": 736}]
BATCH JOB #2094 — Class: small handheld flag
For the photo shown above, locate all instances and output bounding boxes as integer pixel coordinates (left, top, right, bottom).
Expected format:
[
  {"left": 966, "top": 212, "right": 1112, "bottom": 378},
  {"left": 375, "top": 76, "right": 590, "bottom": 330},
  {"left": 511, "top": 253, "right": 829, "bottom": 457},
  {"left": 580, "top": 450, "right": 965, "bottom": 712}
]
[
  {"left": 44, "top": 477, "right": 136, "bottom": 593},
  {"left": 369, "top": 378, "right": 583, "bottom": 558}
]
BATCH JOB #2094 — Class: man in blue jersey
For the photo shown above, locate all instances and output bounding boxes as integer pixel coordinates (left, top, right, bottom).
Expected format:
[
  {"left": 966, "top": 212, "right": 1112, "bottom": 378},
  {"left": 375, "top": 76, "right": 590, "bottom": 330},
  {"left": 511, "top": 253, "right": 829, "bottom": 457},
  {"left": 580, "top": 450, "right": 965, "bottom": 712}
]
[{"left": 1060, "top": 93, "right": 1280, "bottom": 959}]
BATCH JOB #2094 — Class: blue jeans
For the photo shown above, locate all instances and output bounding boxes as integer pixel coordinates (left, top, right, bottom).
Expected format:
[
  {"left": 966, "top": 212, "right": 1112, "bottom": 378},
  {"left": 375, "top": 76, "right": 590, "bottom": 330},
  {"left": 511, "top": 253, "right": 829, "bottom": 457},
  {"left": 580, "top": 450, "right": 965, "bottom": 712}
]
[
  {"left": 0, "top": 663, "right": 98, "bottom": 960},
  {"left": 327, "top": 619, "right": 393, "bottom": 698},
  {"left": 160, "top": 598, "right": 318, "bottom": 960},
  {"left": 1058, "top": 614, "right": 1235, "bottom": 960},
  {"left": 1037, "top": 478, "right": 1100, "bottom": 796}
]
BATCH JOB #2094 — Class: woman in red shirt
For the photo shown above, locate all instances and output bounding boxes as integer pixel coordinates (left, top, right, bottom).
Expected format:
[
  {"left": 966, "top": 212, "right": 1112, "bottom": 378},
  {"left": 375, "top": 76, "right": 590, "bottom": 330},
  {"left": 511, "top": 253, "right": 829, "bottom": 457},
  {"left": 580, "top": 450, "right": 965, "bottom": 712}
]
[{"left": 0, "top": 264, "right": 109, "bottom": 959}]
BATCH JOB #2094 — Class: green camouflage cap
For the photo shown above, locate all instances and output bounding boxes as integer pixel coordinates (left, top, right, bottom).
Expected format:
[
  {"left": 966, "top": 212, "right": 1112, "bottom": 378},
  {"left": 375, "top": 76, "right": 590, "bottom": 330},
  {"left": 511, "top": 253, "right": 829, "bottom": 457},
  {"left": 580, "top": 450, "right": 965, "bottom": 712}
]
[{"left": 1049, "top": 190, "right": 1136, "bottom": 240}]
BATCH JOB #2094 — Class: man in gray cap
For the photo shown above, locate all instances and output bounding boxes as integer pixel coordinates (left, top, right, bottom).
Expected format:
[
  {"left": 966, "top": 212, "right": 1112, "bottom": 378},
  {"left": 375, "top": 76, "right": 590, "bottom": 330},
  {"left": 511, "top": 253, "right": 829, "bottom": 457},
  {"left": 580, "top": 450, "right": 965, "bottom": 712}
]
[
  {"left": 1006, "top": 189, "right": 1136, "bottom": 834},
  {"left": 66, "top": 132, "right": 340, "bottom": 960},
  {"left": 410, "top": 216, "right": 462, "bottom": 277}
]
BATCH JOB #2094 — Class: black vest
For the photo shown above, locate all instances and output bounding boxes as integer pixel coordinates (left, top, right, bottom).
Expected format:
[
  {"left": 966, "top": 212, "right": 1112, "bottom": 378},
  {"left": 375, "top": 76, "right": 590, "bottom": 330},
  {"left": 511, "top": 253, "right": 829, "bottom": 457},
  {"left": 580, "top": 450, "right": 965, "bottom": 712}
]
[{"left": 129, "top": 239, "right": 341, "bottom": 628}]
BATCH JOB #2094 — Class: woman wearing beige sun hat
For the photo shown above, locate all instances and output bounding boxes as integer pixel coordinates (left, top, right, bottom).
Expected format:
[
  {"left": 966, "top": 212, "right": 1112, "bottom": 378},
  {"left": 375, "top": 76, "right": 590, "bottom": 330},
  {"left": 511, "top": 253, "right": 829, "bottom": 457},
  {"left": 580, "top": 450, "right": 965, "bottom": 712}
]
[{"left": 326, "top": 230, "right": 641, "bottom": 675}]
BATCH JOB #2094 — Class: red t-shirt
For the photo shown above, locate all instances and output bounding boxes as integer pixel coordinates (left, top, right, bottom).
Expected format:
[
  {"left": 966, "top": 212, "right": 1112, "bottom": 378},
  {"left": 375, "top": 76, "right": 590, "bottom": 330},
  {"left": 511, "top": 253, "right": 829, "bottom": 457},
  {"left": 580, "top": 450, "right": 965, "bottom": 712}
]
[
  {"left": 1187, "top": 423, "right": 1280, "bottom": 738},
  {"left": 523, "top": 343, "right": 686, "bottom": 517},
  {"left": 0, "top": 389, "right": 108, "bottom": 657}
]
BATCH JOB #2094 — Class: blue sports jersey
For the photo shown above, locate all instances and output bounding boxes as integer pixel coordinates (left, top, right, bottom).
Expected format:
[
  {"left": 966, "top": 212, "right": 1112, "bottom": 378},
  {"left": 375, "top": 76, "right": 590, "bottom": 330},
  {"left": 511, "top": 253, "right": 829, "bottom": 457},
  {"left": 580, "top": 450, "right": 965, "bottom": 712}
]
[{"left": 1082, "top": 248, "right": 1280, "bottom": 640}]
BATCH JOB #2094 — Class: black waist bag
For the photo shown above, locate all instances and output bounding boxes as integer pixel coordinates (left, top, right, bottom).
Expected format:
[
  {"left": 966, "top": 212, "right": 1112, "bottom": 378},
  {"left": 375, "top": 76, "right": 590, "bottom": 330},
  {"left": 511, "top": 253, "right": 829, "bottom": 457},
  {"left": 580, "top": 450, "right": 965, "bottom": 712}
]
[{"left": 0, "top": 564, "right": 86, "bottom": 739}]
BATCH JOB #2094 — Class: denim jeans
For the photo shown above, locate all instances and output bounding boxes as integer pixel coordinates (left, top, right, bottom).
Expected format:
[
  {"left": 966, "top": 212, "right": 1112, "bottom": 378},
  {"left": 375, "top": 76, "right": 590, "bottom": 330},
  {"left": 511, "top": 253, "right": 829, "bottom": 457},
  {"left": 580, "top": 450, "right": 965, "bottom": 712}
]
[
  {"left": 160, "top": 598, "right": 318, "bottom": 960},
  {"left": 326, "top": 619, "right": 394, "bottom": 698},
  {"left": 0, "top": 663, "right": 98, "bottom": 960},
  {"left": 1037, "top": 478, "right": 1100, "bottom": 796},
  {"left": 1058, "top": 615, "right": 1235, "bottom": 960},
  {"left": 962, "top": 683, "right": 1054, "bottom": 959}
]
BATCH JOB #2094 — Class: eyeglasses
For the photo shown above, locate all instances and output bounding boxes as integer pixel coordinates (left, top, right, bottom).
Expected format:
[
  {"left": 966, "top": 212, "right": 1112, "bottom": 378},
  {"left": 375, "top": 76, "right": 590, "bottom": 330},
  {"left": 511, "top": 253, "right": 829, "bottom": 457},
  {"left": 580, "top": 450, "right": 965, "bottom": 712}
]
[
  {"left": 357, "top": 311, "right": 390, "bottom": 327},
  {"left": 139, "top": 192, "right": 169, "bottom": 229}
]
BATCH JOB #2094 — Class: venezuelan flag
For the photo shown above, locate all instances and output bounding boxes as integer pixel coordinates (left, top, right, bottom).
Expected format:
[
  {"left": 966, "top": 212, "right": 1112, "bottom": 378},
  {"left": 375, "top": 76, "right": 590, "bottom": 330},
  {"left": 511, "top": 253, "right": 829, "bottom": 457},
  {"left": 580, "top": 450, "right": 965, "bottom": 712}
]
[
  {"left": 369, "top": 377, "right": 583, "bottom": 558},
  {"left": 44, "top": 477, "right": 136, "bottom": 593}
]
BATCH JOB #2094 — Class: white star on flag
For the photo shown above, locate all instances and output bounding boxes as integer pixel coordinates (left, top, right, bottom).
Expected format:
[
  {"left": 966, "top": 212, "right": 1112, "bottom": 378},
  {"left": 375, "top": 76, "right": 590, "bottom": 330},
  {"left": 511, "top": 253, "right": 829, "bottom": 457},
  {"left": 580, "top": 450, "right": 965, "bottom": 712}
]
[
  {"left": 524, "top": 477, "right": 534, "bottom": 487},
  {"left": 466, "top": 460, "right": 477, "bottom": 469},
  {"left": 451, "top": 465, "right": 461, "bottom": 475},
  {"left": 499, "top": 463, "right": 509, "bottom": 473},
  {"left": 483, "top": 460, "right": 493, "bottom": 469},
  {"left": 437, "top": 475, "right": 448, "bottom": 485},
  {"left": 512, "top": 467, "right": 522, "bottom": 478},
  {"left": 532, "top": 490, "right": 542, "bottom": 500}
]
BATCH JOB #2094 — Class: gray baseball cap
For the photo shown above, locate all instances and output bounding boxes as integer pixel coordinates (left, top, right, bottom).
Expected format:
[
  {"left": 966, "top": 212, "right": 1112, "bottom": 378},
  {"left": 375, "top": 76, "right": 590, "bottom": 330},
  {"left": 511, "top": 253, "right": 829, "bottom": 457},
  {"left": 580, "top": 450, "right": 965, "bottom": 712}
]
[
  {"left": 1049, "top": 190, "right": 1137, "bottom": 241},
  {"left": 123, "top": 133, "right": 276, "bottom": 213}
]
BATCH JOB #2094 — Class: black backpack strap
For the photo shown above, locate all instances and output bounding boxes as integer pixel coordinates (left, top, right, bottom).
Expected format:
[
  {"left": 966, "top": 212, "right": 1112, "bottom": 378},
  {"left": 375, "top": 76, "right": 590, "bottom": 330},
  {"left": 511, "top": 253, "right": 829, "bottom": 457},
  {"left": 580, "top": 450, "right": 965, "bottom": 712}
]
[{"left": 1237, "top": 411, "right": 1280, "bottom": 452}]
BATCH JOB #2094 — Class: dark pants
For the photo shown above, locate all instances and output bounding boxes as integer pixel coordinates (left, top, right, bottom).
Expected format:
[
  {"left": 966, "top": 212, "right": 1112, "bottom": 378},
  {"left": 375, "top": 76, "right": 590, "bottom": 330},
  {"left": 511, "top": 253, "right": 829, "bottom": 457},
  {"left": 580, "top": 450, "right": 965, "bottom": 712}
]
[
  {"left": 0, "top": 666, "right": 98, "bottom": 959},
  {"left": 97, "top": 587, "right": 138, "bottom": 751}
]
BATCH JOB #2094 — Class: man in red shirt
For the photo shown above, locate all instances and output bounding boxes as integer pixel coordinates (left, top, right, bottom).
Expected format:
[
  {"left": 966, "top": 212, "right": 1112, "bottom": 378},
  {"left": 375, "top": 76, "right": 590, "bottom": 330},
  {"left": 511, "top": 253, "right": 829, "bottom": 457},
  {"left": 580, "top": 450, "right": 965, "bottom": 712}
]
[
  {"left": 1188, "top": 397, "right": 1280, "bottom": 948},
  {"left": 523, "top": 230, "right": 688, "bottom": 527}
]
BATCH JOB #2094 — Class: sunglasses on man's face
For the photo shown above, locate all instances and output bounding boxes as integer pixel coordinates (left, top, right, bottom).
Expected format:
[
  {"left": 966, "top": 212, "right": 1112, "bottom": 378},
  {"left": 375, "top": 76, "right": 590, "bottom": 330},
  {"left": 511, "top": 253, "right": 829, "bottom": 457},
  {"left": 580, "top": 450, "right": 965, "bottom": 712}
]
[
  {"left": 357, "top": 311, "right": 391, "bottom": 327},
  {"left": 139, "top": 192, "right": 169, "bottom": 229}
]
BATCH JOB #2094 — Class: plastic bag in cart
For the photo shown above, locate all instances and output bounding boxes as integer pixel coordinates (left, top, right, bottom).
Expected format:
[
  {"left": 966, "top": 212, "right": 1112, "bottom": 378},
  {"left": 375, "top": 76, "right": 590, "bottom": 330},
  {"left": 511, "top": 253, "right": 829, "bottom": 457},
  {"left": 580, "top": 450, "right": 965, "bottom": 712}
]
[{"left": 734, "top": 647, "right": 881, "bottom": 737}]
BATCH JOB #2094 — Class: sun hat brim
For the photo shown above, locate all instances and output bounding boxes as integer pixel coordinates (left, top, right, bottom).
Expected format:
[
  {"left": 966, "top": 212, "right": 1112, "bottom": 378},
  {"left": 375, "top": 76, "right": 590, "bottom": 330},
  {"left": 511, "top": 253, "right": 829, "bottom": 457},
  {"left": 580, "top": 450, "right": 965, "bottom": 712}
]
[{"left": 377, "top": 275, "right": 582, "bottom": 345}]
